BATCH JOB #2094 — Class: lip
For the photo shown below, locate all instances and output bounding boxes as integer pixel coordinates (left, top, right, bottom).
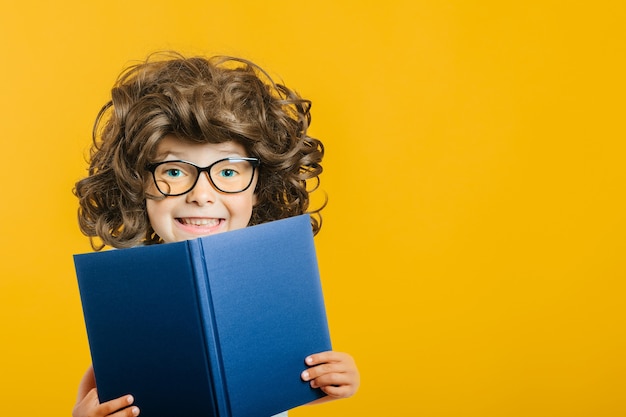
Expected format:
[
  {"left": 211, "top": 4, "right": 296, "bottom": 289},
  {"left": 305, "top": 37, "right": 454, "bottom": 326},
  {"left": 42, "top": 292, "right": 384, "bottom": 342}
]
[{"left": 175, "top": 217, "right": 226, "bottom": 236}]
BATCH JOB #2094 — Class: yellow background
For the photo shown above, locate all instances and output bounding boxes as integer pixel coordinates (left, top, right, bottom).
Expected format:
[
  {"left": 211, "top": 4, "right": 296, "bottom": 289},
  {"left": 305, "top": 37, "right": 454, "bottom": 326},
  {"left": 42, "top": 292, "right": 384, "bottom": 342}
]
[{"left": 1, "top": 1, "right": 625, "bottom": 416}]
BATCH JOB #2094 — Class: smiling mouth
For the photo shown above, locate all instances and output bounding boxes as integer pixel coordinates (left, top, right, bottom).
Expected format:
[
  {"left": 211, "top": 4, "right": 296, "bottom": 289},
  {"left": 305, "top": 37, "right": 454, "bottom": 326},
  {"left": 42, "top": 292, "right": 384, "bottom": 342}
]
[{"left": 177, "top": 218, "right": 222, "bottom": 227}]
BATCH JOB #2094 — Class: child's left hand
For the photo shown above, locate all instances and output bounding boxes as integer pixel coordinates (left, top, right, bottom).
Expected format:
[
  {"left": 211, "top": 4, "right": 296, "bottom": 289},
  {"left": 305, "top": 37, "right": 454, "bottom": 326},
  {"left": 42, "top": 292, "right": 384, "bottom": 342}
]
[{"left": 301, "top": 351, "right": 360, "bottom": 401}]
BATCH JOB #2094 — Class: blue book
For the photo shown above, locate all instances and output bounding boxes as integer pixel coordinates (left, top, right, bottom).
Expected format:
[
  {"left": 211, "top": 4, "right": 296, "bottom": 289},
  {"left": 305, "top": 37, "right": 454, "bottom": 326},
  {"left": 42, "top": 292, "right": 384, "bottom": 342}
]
[{"left": 74, "top": 214, "right": 331, "bottom": 417}]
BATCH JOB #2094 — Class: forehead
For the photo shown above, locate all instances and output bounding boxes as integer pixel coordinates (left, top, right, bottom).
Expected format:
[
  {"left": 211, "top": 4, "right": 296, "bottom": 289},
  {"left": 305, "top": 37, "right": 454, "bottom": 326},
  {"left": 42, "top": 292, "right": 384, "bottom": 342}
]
[{"left": 154, "top": 135, "right": 248, "bottom": 161}]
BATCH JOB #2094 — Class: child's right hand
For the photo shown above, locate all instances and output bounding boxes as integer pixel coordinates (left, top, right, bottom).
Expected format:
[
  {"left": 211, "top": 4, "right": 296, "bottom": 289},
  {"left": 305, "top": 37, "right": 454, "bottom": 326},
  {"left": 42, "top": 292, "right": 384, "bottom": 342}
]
[{"left": 72, "top": 366, "right": 140, "bottom": 417}]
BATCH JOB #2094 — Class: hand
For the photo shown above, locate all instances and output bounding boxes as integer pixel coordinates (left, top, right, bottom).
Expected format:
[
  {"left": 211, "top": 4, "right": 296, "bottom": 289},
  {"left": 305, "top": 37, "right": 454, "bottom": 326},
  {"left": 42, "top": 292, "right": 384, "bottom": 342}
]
[
  {"left": 73, "top": 390, "right": 139, "bottom": 417},
  {"left": 72, "top": 366, "right": 140, "bottom": 417},
  {"left": 301, "top": 351, "right": 360, "bottom": 401}
]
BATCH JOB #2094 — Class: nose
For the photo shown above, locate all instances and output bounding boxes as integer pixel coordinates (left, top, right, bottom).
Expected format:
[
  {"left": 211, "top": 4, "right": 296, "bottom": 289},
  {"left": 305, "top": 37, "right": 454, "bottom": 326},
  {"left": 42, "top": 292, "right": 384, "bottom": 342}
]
[{"left": 185, "top": 172, "right": 217, "bottom": 205}]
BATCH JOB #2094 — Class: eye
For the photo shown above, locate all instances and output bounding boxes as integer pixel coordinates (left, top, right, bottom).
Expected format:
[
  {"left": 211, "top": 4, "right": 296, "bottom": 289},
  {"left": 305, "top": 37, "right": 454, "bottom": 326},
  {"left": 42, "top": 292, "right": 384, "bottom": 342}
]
[
  {"left": 218, "top": 168, "right": 238, "bottom": 178},
  {"left": 155, "top": 162, "right": 192, "bottom": 180},
  {"left": 164, "top": 168, "right": 184, "bottom": 178}
]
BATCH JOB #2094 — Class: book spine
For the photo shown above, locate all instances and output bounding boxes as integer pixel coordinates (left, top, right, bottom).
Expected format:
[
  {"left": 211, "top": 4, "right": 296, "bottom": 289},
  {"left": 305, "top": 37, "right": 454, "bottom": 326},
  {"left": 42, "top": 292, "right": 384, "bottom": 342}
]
[{"left": 188, "top": 239, "right": 232, "bottom": 417}]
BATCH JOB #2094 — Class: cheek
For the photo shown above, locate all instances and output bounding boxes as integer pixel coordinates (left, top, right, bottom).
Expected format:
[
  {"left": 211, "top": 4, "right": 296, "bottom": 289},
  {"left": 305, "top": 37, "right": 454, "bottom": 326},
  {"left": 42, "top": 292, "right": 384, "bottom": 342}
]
[
  {"left": 227, "top": 194, "right": 256, "bottom": 229},
  {"left": 238, "top": 194, "right": 255, "bottom": 219},
  {"left": 145, "top": 199, "right": 167, "bottom": 232}
]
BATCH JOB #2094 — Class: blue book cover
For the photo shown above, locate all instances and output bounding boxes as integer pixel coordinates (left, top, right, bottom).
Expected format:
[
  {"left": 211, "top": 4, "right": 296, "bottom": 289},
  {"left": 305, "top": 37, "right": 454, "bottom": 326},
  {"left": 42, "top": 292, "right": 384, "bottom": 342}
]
[{"left": 74, "top": 214, "right": 331, "bottom": 417}]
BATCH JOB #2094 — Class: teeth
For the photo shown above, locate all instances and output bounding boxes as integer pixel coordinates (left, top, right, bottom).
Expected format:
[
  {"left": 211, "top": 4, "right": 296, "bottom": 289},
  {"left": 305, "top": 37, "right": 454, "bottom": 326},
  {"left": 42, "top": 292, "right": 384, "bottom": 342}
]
[{"left": 180, "top": 218, "right": 220, "bottom": 227}]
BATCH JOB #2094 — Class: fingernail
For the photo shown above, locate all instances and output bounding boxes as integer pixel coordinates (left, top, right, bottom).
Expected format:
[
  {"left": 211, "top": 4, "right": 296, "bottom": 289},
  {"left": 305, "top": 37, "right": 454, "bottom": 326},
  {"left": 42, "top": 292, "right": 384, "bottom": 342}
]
[
  {"left": 306, "top": 356, "right": 313, "bottom": 364},
  {"left": 132, "top": 406, "right": 140, "bottom": 416},
  {"left": 301, "top": 370, "right": 310, "bottom": 380},
  {"left": 127, "top": 395, "right": 134, "bottom": 404}
]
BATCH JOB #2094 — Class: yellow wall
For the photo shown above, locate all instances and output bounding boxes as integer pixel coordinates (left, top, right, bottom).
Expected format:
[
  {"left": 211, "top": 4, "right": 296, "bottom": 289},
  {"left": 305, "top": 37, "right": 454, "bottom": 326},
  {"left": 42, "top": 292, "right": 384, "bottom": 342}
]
[{"left": 1, "top": 1, "right": 625, "bottom": 416}]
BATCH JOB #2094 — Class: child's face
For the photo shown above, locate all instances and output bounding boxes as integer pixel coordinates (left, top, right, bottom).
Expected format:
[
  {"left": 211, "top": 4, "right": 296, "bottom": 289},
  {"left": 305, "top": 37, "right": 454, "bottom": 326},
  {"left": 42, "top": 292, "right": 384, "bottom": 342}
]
[{"left": 146, "top": 135, "right": 258, "bottom": 243}]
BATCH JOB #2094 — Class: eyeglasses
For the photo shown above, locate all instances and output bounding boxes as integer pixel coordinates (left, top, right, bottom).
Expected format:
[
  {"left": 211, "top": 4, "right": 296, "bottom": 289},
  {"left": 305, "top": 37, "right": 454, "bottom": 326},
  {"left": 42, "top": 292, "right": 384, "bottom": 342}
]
[{"left": 146, "top": 157, "right": 260, "bottom": 196}]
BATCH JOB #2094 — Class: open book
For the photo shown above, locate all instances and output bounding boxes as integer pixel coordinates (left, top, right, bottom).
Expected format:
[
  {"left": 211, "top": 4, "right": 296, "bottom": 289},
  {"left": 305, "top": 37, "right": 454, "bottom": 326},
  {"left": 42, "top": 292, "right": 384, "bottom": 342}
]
[{"left": 74, "top": 214, "right": 331, "bottom": 417}]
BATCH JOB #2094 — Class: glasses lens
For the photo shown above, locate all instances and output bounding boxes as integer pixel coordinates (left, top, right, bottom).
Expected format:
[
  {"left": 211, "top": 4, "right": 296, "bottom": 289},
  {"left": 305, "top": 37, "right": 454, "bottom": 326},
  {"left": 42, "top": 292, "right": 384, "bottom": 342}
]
[
  {"left": 153, "top": 161, "right": 197, "bottom": 195},
  {"left": 210, "top": 159, "right": 255, "bottom": 193}
]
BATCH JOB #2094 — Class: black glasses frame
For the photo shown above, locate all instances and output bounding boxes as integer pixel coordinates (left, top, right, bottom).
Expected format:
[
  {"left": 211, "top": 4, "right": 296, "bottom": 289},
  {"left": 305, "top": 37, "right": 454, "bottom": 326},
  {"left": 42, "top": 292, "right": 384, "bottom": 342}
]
[{"left": 146, "top": 157, "right": 260, "bottom": 196}]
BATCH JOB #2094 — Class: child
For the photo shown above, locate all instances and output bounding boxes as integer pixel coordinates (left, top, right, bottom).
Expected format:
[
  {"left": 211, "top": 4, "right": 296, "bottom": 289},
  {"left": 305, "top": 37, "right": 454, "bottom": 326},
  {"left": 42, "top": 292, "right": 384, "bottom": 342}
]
[{"left": 72, "top": 52, "right": 360, "bottom": 417}]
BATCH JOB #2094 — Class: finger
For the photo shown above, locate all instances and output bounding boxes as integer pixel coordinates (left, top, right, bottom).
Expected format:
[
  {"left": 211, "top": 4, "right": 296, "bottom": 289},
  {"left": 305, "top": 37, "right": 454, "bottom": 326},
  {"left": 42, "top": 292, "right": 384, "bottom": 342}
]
[
  {"left": 308, "top": 371, "right": 351, "bottom": 389},
  {"left": 301, "top": 361, "right": 347, "bottom": 381},
  {"left": 305, "top": 351, "right": 346, "bottom": 366},
  {"left": 98, "top": 395, "right": 139, "bottom": 417},
  {"left": 109, "top": 405, "right": 140, "bottom": 417},
  {"left": 320, "top": 383, "right": 357, "bottom": 398},
  {"left": 312, "top": 371, "right": 359, "bottom": 399},
  {"left": 300, "top": 363, "right": 334, "bottom": 381}
]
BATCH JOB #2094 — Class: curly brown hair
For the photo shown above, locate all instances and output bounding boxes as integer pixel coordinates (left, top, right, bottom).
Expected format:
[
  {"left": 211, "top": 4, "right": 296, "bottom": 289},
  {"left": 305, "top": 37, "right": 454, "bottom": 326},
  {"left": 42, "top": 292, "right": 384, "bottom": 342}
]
[{"left": 74, "top": 52, "right": 325, "bottom": 250}]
